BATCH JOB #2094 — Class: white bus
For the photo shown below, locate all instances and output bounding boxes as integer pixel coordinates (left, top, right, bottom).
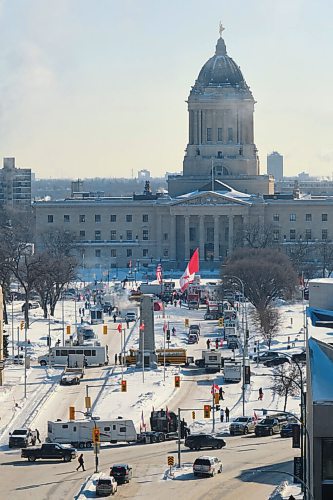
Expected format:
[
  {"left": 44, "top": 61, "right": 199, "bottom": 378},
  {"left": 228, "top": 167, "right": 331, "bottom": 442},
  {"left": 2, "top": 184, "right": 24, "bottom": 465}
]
[
  {"left": 38, "top": 346, "right": 108, "bottom": 367},
  {"left": 47, "top": 418, "right": 137, "bottom": 447}
]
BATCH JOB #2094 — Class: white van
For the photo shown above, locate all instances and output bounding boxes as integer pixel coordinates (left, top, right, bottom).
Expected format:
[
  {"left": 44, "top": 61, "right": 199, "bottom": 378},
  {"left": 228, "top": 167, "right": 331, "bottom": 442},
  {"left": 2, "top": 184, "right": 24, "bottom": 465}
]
[
  {"left": 47, "top": 418, "right": 137, "bottom": 447},
  {"left": 38, "top": 346, "right": 108, "bottom": 367}
]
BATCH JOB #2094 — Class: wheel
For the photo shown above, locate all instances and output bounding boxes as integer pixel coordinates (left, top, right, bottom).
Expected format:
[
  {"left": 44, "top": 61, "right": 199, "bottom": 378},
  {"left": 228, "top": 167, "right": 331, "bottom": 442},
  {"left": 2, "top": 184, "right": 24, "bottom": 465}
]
[
  {"left": 230, "top": 431, "right": 234, "bottom": 436},
  {"left": 86, "top": 441, "right": 92, "bottom": 448},
  {"left": 269, "top": 429, "right": 273, "bottom": 436},
  {"left": 195, "top": 447, "right": 200, "bottom": 451},
  {"left": 243, "top": 427, "right": 249, "bottom": 435},
  {"left": 193, "top": 472, "right": 198, "bottom": 477},
  {"left": 64, "top": 455, "right": 71, "bottom": 462},
  {"left": 78, "top": 442, "right": 85, "bottom": 449},
  {"left": 158, "top": 434, "right": 165, "bottom": 442},
  {"left": 40, "top": 361, "right": 47, "bottom": 367},
  {"left": 216, "top": 442, "right": 223, "bottom": 449},
  {"left": 28, "top": 456, "right": 36, "bottom": 462}
]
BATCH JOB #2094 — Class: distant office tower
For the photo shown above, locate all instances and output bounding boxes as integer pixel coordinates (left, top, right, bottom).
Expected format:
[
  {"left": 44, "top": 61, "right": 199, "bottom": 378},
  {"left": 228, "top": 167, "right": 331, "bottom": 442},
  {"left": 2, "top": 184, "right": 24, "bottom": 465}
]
[
  {"left": 0, "top": 157, "right": 32, "bottom": 208},
  {"left": 267, "top": 152, "right": 283, "bottom": 181}
]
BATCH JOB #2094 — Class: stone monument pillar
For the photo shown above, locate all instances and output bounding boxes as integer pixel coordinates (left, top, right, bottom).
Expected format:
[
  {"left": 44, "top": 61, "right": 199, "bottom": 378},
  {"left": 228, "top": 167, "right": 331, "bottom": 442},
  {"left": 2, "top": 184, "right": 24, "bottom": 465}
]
[{"left": 137, "top": 294, "right": 157, "bottom": 368}]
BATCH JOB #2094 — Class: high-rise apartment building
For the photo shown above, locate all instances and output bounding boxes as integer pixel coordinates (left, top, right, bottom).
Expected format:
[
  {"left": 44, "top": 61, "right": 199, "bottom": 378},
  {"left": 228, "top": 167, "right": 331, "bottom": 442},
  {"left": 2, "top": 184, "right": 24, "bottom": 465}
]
[
  {"left": 267, "top": 151, "right": 283, "bottom": 181},
  {"left": 0, "top": 157, "right": 32, "bottom": 208}
]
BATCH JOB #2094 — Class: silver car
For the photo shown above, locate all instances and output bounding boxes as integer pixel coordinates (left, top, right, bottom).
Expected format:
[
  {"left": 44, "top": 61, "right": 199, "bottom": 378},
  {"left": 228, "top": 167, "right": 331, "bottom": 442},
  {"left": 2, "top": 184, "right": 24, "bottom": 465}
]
[{"left": 193, "top": 456, "right": 223, "bottom": 477}]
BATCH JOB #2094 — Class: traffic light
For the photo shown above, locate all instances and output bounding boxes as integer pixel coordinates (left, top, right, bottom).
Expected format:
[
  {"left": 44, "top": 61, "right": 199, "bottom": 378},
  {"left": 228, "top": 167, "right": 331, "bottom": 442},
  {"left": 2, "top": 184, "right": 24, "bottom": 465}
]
[
  {"left": 92, "top": 428, "right": 100, "bottom": 444},
  {"left": 214, "top": 392, "right": 220, "bottom": 404},
  {"left": 292, "top": 424, "right": 301, "bottom": 449},
  {"left": 66, "top": 325, "right": 71, "bottom": 335},
  {"left": 246, "top": 329, "right": 249, "bottom": 339},
  {"left": 218, "top": 317, "right": 224, "bottom": 327},
  {"left": 174, "top": 375, "right": 180, "bottom": 388},
  {"left": 69, "top": 406, "right": 75, "bottom": 420},
  {"left": 103, "top": 324, "right": 108, "bottom": 335},
  {"left": 121, "top": 380, "right": 127, "bottom": 392},
  {"left": 245, "top": 365, "right": 251, "bottom": 384},
  {"left": 166, "top": 329, "right": 171, "bottom": 341},
  {"left": 204, "top": 404, "right": 211, "bottom": 418},
  {"left": 85, "top": 396, "right": 91, "bottom": 409},
  {"left": 192, "top": 411, "right": 195, "bottom": 420},
  {"left": 20, "top": 321, "right": 25, "bottom": 331}
]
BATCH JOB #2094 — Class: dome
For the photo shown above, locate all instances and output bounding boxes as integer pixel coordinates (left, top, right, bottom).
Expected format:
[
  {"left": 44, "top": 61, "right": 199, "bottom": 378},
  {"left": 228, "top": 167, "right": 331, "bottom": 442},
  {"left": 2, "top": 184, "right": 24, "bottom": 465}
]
[{"left": 195, "top": 37, "right": 247, "bottom": 89}]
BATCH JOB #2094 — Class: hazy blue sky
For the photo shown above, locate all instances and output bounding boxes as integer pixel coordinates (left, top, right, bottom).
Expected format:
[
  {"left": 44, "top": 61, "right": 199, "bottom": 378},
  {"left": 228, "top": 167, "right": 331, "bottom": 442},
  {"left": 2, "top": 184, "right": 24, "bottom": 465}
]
[{"left": 1, "top": 0, "right": 333, "bottom": 179}]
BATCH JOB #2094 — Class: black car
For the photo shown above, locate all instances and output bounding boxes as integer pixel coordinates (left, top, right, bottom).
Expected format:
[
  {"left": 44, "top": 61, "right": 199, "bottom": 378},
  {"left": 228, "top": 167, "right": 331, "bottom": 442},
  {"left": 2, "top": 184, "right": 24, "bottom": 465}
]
[
  {"left": 280, "top": 421, "right": 298, "bottom": 438},
  {"left": 263, "top": 355, "right": 290, "bottom": 367},
  {"left": 292, "top": 351, "right": 306, "bottom": 363},
  {"left": 110, "top": 464, "right": 133, "bottom": 484},
  {"left": 253, "top": 351, "right": 280, "bottom": 363},
  {"left": 184, "top": 433, "right": 226, "bottom": 450},
  {"left": 255, "top": 417, "right": 286, "bottom": 437}
]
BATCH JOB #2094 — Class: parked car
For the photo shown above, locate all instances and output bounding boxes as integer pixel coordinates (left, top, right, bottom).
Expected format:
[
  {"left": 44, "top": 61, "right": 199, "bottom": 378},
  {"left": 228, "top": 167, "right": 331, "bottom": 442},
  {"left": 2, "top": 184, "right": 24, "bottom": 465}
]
[
  {"left": 204, "top": 311, "right": 220, "bottom": 320},
  {"left": 110, "top": 464, "right": 132, "bottom": 484},
  {"left": 229, "top": 416, "right": 257, "bottom": 435},
  {"left": 184, "top": 434, "right": 226, "bottom": 450},
  {"left": 124, "top": 312, "right": 137, "bottom": 322},
  {"left": 60, "top": 373, "right": 80, "bottom": 385},
  {"left": 189, "top": 324, "right": 201, "bottom": 335},
  {"left": 21, "top": 443, "right": 77, "bottom": 462},
  {"left": 263, "top": 355, "right": 290, "bottom": 367},
  {"left": 193, "top": 456, "right": 223, "bottom": 477},
  {"left": 188, "top": 301, "right": 199, "bottom": 310},
  {"left": 188, "top": 333, "right": 199, "bottom": 344},
  {"left": 9, "top": 429, "right": 37, "bottom": 448},
  {"left": 255, "top": 417, "right": 287, "bottom": 437},
  {"left": 280, "top": 420, "right": 299, "bottom": 438},
  {"left": 253, "top": 351, "right": 280, "bottom": 363},
  {"left": 292, "top": 350, "right": 306, "bottom": 363},
  {"left": 96, "top": 474, "right": 118, "bottom": 496}
]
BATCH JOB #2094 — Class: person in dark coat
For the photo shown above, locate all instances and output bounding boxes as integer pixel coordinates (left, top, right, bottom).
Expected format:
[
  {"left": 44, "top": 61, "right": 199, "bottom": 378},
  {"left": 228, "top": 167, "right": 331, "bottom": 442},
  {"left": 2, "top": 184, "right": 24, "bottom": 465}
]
[
  {"left": 35, "top": 428, "right": 41, "bottom": 443},
  {"left": 215, "top": 338, "right": 219, "bottom": 349},
  {"left": 206, "top": 339, "right": 211, "bottom": 349},
  {"left": 76, "top": 453, "right": 85, "bottom": 471},
  {"left": 115, "top": 353, "right": 118, "bottom": 365},
  {"left": 113, "top": 313, "right": 117, "bottom": 323},
  {"left": 219, "top": 387, "right": 225, "bottom": 401},
  {"left": 258, "top": 387, "right": 263, "bottom": 401},
  {"left": 225, "top": 407, "right": 230, "bottom": 422}
]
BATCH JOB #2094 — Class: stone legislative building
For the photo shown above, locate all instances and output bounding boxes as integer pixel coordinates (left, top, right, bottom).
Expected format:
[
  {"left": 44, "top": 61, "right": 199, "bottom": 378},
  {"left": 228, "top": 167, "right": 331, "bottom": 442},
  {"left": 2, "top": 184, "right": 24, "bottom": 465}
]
[{"left": 33, "top": 27, "right": 333, "bottom": 271}]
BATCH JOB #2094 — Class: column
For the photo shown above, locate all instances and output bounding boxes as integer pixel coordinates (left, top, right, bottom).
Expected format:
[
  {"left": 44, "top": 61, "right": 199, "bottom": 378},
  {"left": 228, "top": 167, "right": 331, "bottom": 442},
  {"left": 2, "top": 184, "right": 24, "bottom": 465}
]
[
  {"left": 214, "top": 215, "right": 220, "bottom": 261},
  {"left": 228, "top": 213, "right": 234, "bottom": 255},
  {"left": 199, "top": 215, "right": 205, "bottom": 261},
  {"left": 184, "top": 216, "right": 190, "bottom": 262},
  {"left": 170, "top": 215, "right": 176, "bottom": 261},
  {"left": 156, "top": 214, "right": 162, "bottom": 258}
]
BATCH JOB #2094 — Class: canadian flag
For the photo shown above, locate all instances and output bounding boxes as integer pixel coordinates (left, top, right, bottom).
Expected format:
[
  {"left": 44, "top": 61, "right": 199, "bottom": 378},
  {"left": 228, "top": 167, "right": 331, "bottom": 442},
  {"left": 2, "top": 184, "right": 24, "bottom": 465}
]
[
  {"left": 140, "top": 322, "right": 145, "bottom": 331},
  {"left": 179, "top": 248, "right": 199, "bottom": 293},
  {"left": 140, "top": 410, "right": 146, "bottom": 432},
  {"left": 254, "top": 411, "right": 259, "bottom": 423},
  {"left": 156, "top": 263, "right": 163, "bottom": 284}
]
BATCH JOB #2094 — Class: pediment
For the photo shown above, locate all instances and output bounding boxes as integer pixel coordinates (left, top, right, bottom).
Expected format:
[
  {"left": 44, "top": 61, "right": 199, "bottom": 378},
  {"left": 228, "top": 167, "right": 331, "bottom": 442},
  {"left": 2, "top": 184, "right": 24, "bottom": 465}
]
[{"left": 174, "top": 192, "right": 247, "bottom": 206}]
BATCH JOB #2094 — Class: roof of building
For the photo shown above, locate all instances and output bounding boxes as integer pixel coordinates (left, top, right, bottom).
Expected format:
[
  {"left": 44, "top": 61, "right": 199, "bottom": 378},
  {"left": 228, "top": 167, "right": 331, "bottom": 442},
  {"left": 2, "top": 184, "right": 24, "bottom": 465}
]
[{"left": 308, "top": 337, "right": 333, "bottom": 403}]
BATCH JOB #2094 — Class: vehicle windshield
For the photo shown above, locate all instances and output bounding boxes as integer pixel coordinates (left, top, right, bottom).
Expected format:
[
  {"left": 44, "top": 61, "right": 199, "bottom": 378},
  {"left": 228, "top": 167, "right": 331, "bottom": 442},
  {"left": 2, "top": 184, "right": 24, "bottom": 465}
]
[
  {"left": 194, "top": 459, "right": 211, "bottom": 466},
  {"left": 12, "top": 430, "right": 27, "bottom": 435},
  {"left": 98, "top": 480, "right": 112, "bottom": 485},
  {"left": 112, "top": 466, "right": 126, "bottom": 473},
  {"left": 261, "top": 419, "right": 274, "bottom": 425},
  {"left": 234, "top": 418, "right": 248, "bottom": 423}
]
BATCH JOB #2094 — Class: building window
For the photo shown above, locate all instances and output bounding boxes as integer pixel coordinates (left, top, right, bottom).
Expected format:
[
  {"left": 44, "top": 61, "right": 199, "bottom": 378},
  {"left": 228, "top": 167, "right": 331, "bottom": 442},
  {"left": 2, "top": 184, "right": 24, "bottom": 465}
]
[
  {"left": 163, "top": 249, "right": 169, "bottom": 257},
  {"left": 217, "top": 127, "right": 223, "bottom": 142},
  {"left": 64, "top": 215, "right": 70, "bottom": 223},
  {"left": 126, "top": 230, "right": 132, "bottom": 240},
  {"left": 79, "top": 230, "right": 85, "bottom": 238},
  {"left": 95, "top": 230, "right": 101, "bottom": 241},
  {"left": 206, "top": 128, "right": 212, "bottom": 141},
  {"left": 189, "top": 227, "right": 196, "bottom": 241},
  {"left": 110, "top": 249, "right": 117, "bottom": 258},
  {"left": 127, "top": 249, "right": 132, "bottom": 257},
  {"left": 273, "top": 214, "right": 279, "bottom": 222},
  {"left": 110, "top": 230, "right": 116, "bottom": 240},
  {"left": 79, "top": 215, "right": 85, "bottom": 223},
  {"left": 126, "top": 214, "right": 132, "bottom": 222},
  {"left": 322, "top": 213, "right": 328, "bottom": 222},
  {"left": 290, "top": 229, "right": 296, "bottom": 240},
  {"left": 207, "top": 228, "right": 214, "bottom": 242},
  {"left": 273, "top": 229, "right": 279, "bottom": 241},
  {"left": 217, "top": 151, "right": 223, "bottom": 159},
  {"left": 305, "top": 229, "right": 312, "bottom": 240},
  {"left": 142, "top": 214, "right": 148, "bottom": 222},
  {"left": 289, "top": 213, "right": 296, "bottom": 222},
  {"left": 95, "top": 214, "right": 101, "bottom": 223},
  {"left": 322, "top": 229, "right": 328, "bottom": 240},
  {"left": 323, "top": 439, "right": 333, "bottom": 480},
  {"left": 163, "top": 233, "right": 168, "bottom": 241},
  {"left": 47, "top": 215, "right": 54, "bottom": 223},
  {"left": 143, "top": 229, "right": 149, "bottom": 240},
  {"left": 110, "top": 214, "right": 116, "bottom": 222},
  {"left": 228, "top": 128, "right": 233, "bottom": 142},
  {"left": 305, "top": 213, "right": 312, "bottom": 222},
  {"left": 95, "top": 249, "right": 101, "bottom": 258},
  {"left": 143, "top": 249, "right": 148, "bottom": 257}
]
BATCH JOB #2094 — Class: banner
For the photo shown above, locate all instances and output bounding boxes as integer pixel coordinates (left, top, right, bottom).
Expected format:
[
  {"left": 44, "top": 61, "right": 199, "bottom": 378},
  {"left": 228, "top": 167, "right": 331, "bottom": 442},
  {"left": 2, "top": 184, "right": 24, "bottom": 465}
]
[{"left": 179, "top": 248, "right": 199, "bottom": 293}]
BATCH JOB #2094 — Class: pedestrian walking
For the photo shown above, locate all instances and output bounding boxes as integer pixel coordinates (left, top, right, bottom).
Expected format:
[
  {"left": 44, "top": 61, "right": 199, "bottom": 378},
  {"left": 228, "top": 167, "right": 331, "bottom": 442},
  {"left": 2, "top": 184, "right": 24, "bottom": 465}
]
[
  {"left": 225, "top": 407, "right": 230, "bottom": 422},
  {"left": 115, "top": 353, "right": 118, "bottom": 365},
  {"left": 258, "top": 387, "right": 263, "bottom": 401},
  {"left": 126, "top": 319, "right": 130, "bottom": 329},
  {"left": 219, "top": 387, "right": 225, "bottom": 401},
  {"left": 119, "top": 353, "right": 122, "bottom": 365},
  {"left": 206, "top": 339, "right": 211, "bottom": 349},
  {"left": 76, "top": 454, "right": 85, "bottom": 471},
  {"left": 113, "top": 313, "right": 117, "bottom": 323},
  {"left": 82, "top": 308, "right": 85, "bottom": 316},
  {"left": 172, "top": 326, "right": 176, "bottom": 336},
  {"left": 215, "top": 338, "right": 219, "bottom": 349},
  {"left": 220, "top": 408, "right": 225, "bottom": 423}
]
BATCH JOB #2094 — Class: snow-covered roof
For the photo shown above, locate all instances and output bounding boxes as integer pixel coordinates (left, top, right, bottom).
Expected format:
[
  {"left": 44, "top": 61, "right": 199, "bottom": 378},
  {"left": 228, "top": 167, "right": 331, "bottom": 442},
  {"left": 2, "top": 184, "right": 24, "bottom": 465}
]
[
  {"left": 177, "top": 187, "right": 253, "bottom": 205},
  {"left": 308, "top": 337, "right": 333, "bottom": 402}
]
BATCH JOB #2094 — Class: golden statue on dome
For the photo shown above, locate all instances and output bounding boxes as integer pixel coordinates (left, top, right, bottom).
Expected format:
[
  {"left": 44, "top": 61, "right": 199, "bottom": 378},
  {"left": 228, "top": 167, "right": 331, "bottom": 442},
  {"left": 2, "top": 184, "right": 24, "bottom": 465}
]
[{"left": 219, "top": 21, "right": 225, "bottom": 37}]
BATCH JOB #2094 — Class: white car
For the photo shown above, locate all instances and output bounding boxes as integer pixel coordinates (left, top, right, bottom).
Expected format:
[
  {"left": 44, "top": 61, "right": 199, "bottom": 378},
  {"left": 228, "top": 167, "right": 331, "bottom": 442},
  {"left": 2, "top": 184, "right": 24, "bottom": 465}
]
[
  {"left": 96, "top": 474, "right": 118, "bottom": 496},
  {"left": 124, "top": 312, "right": 137, "bottom": 322},
  {"left": 193, "top": 456, "right": 223, "bottom": 477}
]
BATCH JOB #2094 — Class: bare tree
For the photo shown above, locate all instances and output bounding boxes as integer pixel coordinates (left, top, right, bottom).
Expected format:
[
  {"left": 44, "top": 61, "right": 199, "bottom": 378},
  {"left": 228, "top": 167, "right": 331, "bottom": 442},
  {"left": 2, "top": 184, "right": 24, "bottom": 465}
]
[
  {"left": 251, "top": 307, "right": 281, "bottom": 349},
  {"left": 242, "top": 222, "right": 276, "bottom": 248},
  {"left": 270, "top": 363, "right": 303, "bottom": 411}
]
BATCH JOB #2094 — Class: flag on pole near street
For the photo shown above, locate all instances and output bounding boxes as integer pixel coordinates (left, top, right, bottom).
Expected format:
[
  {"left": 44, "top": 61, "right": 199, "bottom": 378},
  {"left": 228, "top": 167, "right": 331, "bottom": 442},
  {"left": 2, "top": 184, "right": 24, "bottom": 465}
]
[
  {"left": 140, "top": 322, "right": 145, "bottom": 331},
  {"left": 117, "top": 324, "right": 122, "bottom": 333},
  {"left": 156, "top": 263, "right": 163, "bottom": 284},
  {"left": 166, "top": 406, "right": 171, "bottom": 421},
  {"left": 179, "top": 248, "right": 199, "bottom": 293},
  {"left": 140, "top": 410, "right": 146, "bottom": 432},
  {"left": 254, "top": 411, "right": 259, "bottom": 423}
]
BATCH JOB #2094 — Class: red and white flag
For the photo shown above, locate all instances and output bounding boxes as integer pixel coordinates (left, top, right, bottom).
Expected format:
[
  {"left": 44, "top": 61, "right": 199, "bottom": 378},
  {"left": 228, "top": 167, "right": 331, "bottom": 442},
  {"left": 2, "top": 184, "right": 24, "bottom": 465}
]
[
  {"left": 179, "top": 248, "right": 199, "bottom": 293},
  {"left": 163, "top": 321, "right": 168, "bottom": 333},
  {"left": 211, "top": 383, "right": 219, "bottom": 395},
  {"left": 140, "top": 410, "right": 146, "bottom": 432},
  {"left": 166, "top": 406, "right": 171, "bottom": 422},
  {"left": 139, "top": 322, "right": 145, "bottom": 331},
  {"left": 117, "top": 323, "right": 122, "bottom": 333},
  {"left": 156, "top": 263, "right": 163, "bottom": 284}
]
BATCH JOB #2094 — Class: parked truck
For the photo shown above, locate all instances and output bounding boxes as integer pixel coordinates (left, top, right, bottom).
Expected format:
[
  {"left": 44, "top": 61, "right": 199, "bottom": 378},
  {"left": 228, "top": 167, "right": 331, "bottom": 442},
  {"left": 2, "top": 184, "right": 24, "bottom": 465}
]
[
  {"left": 21, "top": 443, "right": 77, "bottom": 462},
  {"left": 60, "top": 354, "right": 85, "bottom": 385},
  {"left": 138, "top": 410, "right": 188, "bottom": 442},
  {"left": 47, "top": 418, "right": 137, "bottom": 447},
  {"left": 223, "top": 361, "right": 242, "bottom": 382}
]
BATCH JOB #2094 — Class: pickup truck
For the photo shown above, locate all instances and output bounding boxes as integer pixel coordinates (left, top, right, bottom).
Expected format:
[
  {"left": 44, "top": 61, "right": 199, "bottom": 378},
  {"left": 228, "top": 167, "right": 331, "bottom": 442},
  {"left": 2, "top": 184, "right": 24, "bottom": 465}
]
[
  {"left": 9, "top": 429, "right": 36, "bottom": 448},
  {"left": 229, "top": 416, "right": 257, "bottom": 435},
  {"left": 255, "top": 417, "right": 287, "bottom": 437},
  {"left": 21, "top": 443, "right": 77, "bottom": 462}
]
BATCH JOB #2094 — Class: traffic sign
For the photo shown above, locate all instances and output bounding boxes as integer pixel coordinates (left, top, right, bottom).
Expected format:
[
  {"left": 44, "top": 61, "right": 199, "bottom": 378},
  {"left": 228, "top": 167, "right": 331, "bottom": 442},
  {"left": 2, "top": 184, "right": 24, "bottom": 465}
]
[
  {"left": 167, "top": 456, "right": 175, "bottom": 466},
  {"left": 185, "top": 318, "right": 189, "bottom": 327}
]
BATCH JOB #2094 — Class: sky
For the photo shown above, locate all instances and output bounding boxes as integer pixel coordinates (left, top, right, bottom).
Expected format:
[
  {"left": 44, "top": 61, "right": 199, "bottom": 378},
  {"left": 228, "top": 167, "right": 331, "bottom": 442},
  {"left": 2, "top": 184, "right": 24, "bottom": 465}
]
[{"left": 1, "top": 0, "right": 333, "bottom": 180}]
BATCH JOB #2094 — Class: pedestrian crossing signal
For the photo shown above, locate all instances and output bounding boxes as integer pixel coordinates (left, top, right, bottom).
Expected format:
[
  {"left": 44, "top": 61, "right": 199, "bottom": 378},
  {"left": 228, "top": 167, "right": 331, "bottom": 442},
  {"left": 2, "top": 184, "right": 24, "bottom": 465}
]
[
  {"left": 174, "top": 375, "right": 180, "bottom": 388},
  {"left": 92, "top": 428, "right": 100, "bottom": 444},
  {"left": 204, "top": 405, "right": 211, "bottom": 418},
  {"left": 121, "top": 380, "right": 127, "bottom": 392}
]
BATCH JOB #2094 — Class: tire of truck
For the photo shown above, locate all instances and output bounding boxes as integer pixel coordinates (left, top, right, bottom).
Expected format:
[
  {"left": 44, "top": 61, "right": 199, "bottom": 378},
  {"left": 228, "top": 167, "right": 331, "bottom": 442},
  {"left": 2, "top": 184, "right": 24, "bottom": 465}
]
[
  {"left": 243, "top": 427, "right": 249, "bottom": 435},
  {"left": 158, "top": 434, "right": 165, "bottom": 442},
  {"left": 230, "top": 431, "right": 234, "bottom": 436},
  {"left": 63, "top": 455, "right": 71, "bottom": 462},
  {"left": 216, "top": 442, "right": 223, "bottom": 449},
  {"left": 86, "top": 441, "right": 92, "bottom": 448},
  {"left": 78, "top": 442, "right": 85, "bottom": 449},
  {"left": 269, "top": 429, "right": 273, "bottom": 436},
  {"left": 40, "top": 360, "right": 47, "bottom": 366},
  {"left": 28, "top": 456, "right": 36, "bottom": 462}
]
